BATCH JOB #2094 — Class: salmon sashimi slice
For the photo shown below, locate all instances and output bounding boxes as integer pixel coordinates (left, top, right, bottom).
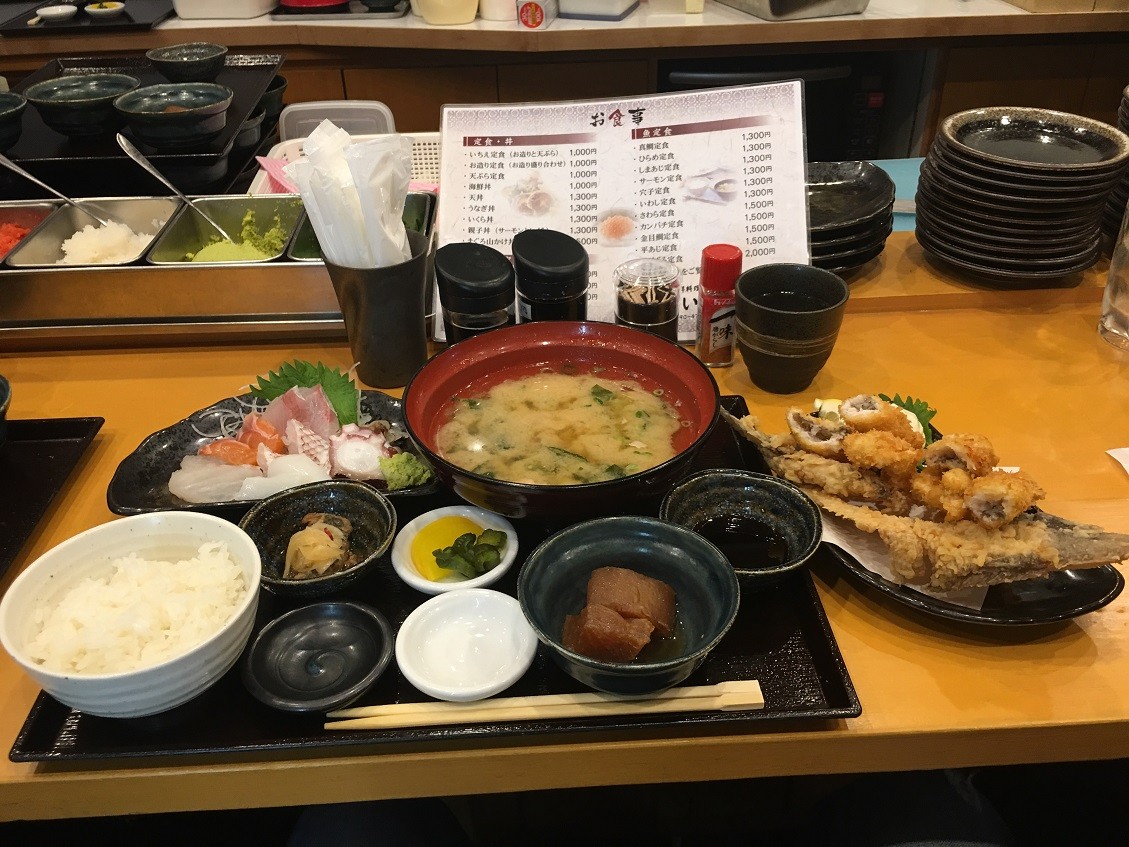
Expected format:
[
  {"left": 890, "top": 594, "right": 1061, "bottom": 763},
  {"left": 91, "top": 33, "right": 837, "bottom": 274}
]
[
  {"left": 586, "top": 566, "right": 677, "bottom": 636},
  {"left": 237, "top": 412, "right": 286, "bottom": 454},
  {"left": 199, "top": 437, "right": 259, "bottom": 466},
  {"left": 562, "top": 603, "right": 655, "bottom": 663}
]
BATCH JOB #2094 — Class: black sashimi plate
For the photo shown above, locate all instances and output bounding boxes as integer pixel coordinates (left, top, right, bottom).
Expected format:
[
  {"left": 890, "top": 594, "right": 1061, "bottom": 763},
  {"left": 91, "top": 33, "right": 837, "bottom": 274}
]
[
  {"left": 107, "top": 390, "right": 440, "bottom": 522},
  {"left": 825, "top": 545, "right": 1124, "bottom": 626},
  {"left": 0, "top": 416, "right": 103, "bottom": 581},
  {"left": 0, "top": 1, "right": 173, "bottom": 36},
  {"left": 12, "top": 396, "right": 861, "bottom": 763}
]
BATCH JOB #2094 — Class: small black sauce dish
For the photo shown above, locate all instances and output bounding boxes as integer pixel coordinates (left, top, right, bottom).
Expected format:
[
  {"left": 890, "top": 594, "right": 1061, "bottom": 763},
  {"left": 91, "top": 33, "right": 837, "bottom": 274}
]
[
  {"left": 242, "top": 601, "right": 393, "bottom": 713},
  {"left": 0, "top": 92, "right": 26, "bottom": 151},
  {"left": 660, "top": 469, "right": 821, "bottom": 591},
  {"left": 24, "top": 73, "right": 139, "bottom": 138}
]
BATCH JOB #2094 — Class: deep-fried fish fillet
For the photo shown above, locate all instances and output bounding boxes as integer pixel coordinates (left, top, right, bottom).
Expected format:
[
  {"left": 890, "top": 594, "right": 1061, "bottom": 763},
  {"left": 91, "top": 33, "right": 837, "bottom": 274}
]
[
  {"left": 807, "top": 489, "right": 1129, "bottom": 591},
  {"left": 922, "top": 434, "right": 997, "bottom": 478},
  {"left": 786, "top": 408, "right": 848, "bottom": 459},
  {"left": 966, "top": 470, "right": 1045, "bottom": 530},
  {"left": 769, "top": 451, "right": 909, "bottom": 512},
  {"left": 842, "top": 429, "right": 922, "bottom": 485},
  {"left": 839, "top": 394, "right": 926, "bottom": 449}
]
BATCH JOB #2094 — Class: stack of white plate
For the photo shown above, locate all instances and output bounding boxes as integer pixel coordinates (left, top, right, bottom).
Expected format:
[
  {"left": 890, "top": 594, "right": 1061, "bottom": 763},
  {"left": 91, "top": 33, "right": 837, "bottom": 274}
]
[
  {"left": 916, "top": 107, "right": 1129, "bottom": 285},
  {"left": 1101, "top": 86, "right": 1129, "bottom": 245},
  {"left": 807, "top": 161, "right": 894, "bottom": 276}
]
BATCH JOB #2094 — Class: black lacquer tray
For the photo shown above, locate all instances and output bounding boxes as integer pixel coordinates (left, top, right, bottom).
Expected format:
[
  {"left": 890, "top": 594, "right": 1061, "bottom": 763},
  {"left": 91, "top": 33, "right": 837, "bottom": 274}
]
[
  {"left": 5, "top": 53, "right": 282, "bottom": 197},
  {"left": 0, "top": 416, "right": 103, "bottom": 582},
  {"left": 10, "top": 396, "right": 861, "bottom": 763},
  {"left": 0, "top": 0, "right": 174, "bottom": 36}
]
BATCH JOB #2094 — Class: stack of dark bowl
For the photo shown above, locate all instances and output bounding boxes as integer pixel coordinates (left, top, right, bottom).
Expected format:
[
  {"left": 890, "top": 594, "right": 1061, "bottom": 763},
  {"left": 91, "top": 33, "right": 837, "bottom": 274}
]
[
  {"left": 1101, "top": 86, "right": 1129, "bottom": 245},
  {"left": 807, "top": 161, "right": 895, "bottom": 276},
  {"left": 916, "top": 107, "right": 1129, "bottom": 285}
]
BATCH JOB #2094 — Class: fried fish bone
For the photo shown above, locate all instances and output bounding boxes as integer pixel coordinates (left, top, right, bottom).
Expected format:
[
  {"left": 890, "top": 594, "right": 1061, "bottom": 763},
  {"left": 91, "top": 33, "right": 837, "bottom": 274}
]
[{"left": 809, "top": 489, "right": 1129, "bottom": 591}]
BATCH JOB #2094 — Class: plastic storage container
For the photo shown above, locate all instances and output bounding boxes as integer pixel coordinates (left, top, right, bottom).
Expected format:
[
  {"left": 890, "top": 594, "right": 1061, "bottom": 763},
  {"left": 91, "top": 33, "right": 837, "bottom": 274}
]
[
  {"left": 172, "top": 0, "right": 277, "bottom": 19},
  {"left": 558, "top": 0, "right": 638, "bottom": 20}
]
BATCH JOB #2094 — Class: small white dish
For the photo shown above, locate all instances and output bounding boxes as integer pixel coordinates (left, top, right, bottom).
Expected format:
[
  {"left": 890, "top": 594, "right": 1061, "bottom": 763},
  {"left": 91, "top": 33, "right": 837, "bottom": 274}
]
[
  {"left": 37, "top": 4, "right": 78, "bottom": 20},
  {"left": 391, "top": 505, "right": 518, "bottom": 595},
  {"left": 394, "top": 589, "right": 536, "bottom": 702},
  {"left": 85, "top": 2, "right": 126, "bottom": 18}
]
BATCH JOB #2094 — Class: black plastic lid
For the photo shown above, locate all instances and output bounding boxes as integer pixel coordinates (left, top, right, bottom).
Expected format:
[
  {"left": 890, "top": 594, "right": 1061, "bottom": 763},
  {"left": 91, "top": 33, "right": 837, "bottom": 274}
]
[
  {"left": 511, "top": 229, "right": 589, "bottom": 300},
  {"left": 434, "top": 242, "right": 516, "bottom": 312}
]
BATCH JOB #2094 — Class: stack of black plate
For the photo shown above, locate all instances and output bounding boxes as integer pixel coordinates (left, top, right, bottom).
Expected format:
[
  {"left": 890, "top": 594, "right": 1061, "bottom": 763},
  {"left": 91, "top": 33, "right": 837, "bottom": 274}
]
[
  {"left": 807, "top": 161, "right": 894, "bottom": 276},
  {"left": 916, "top": 107, "right": 1129, "bottom": 285},
  {"left": 1102, "top": 85, "right": 1129, "bottom": 244}
]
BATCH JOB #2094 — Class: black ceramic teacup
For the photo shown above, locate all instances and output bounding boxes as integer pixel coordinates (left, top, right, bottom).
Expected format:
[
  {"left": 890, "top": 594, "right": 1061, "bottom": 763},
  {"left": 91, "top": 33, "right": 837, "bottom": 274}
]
[{"left": 734, "top": 263, "right": 849, "bottom": 394}]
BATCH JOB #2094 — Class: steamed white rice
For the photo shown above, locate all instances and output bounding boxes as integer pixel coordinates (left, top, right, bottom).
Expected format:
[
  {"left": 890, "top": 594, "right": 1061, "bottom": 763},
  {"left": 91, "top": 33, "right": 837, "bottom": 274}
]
[
  {"left": 56, "top": 220, "right": 155, "bottom": 265},
  {"left": 26, "top": 542, "right": 246, "bottom": 675}
]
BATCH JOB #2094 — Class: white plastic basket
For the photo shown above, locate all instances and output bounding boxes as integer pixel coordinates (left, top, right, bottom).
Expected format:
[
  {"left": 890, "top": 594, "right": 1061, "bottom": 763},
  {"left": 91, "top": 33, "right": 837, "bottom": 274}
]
[{"left": 248, "top": 132, "right": 441, "bottom": 195}]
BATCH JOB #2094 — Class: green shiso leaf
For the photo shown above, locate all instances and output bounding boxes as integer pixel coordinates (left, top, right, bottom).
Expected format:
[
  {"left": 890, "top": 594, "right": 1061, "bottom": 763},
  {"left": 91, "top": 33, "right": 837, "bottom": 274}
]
[{"left": 249, "top": 360, "right": 360, "bottom": 426}]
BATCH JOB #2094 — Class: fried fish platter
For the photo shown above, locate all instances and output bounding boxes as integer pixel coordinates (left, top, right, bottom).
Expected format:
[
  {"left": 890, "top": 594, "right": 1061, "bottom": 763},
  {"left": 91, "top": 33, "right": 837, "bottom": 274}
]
[{"left": 727, "top": 394, "right": 1129, "bottom": 592}]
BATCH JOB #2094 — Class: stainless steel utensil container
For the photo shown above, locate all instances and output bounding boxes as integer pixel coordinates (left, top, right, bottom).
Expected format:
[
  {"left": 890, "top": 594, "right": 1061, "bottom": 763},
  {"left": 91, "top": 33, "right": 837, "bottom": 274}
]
[
  {"left": 147, "top": 195, "right": 304, "bottom": 265},
  {"left": 714, "top": 0, "right": 870, "bottom": 20},
  {"left": 5, "top": 197, "right": 180, "bottom": 268},
  {"left": 0, "top": 200, "right": 59, "bottom": 259}
]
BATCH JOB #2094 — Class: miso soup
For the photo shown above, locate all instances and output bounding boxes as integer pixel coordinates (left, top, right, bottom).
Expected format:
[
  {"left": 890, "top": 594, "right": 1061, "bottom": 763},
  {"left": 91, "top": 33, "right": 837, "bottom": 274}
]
[{"left": 436, "top": 373, "right": 683, "bottom": 485}]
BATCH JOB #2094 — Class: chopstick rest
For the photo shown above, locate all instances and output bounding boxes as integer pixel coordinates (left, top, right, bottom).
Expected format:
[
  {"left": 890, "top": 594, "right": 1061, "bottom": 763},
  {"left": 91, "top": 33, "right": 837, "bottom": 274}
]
[{"left": 324, "top": 680, "right": 763, "bottom": 731}]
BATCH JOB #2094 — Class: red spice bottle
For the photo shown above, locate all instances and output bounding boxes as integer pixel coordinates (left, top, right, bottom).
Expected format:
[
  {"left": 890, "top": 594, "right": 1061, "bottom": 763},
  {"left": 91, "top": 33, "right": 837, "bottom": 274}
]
[{"left": 696, "top": 244, "right": 743, "bottom": 367}]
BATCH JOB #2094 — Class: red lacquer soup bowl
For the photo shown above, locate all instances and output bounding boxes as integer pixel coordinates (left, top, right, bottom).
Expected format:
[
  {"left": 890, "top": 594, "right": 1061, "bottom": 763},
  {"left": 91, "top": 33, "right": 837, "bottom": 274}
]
[{"left": 402, "top": 321, "right": 720, "bottom": 520}]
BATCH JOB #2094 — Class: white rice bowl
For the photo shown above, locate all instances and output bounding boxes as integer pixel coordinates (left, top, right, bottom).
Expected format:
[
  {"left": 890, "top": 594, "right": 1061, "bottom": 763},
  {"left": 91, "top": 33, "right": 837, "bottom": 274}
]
[{"left": 0, "top": 512, "right": 261, "bottom": 718}]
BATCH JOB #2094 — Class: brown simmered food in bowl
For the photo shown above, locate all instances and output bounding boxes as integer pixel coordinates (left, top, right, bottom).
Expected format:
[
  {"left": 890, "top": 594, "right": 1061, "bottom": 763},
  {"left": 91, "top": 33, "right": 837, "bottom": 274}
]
[{"left": 562, "top": 566, "right": 677, "bottom": 662}]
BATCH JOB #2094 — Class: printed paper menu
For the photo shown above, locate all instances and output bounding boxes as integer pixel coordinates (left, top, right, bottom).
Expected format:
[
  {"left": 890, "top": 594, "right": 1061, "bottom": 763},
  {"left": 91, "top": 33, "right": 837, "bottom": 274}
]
[{"left": 437, "top": 82, "right": 810, "bottom": 341}]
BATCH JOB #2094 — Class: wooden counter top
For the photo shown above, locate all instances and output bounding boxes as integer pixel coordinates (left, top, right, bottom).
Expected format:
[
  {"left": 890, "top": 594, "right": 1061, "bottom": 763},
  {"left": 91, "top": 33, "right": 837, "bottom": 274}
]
[
  {"left": 1, "top": 231, "right": 1127, "bottom": 821},
  {"left": 0, "top": 0, "right": 1127, "bottom": 59}
]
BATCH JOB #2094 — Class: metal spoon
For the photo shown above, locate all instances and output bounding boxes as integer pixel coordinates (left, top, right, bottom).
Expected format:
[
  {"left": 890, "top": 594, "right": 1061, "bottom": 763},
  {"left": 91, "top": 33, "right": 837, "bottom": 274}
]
[
  {"left": 0, "top": 152, "right": 115, "bottom": 227},
  {"left": 115, "top": 133, "right": 235, "bottom": 243}
]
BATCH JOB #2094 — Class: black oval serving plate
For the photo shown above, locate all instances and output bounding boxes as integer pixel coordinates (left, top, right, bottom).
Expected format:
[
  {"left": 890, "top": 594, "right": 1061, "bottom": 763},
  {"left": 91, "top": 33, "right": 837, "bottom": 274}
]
[
  {"left": 107, "top": 390, "right": 439, "bottom": 521},
  {"left": 806, "top": 161, "right": 895, "bottom": 232}
]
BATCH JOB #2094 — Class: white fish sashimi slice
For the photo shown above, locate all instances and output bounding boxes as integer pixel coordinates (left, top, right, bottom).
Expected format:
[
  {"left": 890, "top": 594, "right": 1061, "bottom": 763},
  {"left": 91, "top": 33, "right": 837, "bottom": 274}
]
[
  {"left": 263, "top": 385, "right": 342, "bottom": 441},
  {"left": 169, "top": 455, "right": 263, "bottom": 504},
  {"left": 284, "top": 419, "right": 332, "bottom": 473},
  {"left": 236, "top": 454, "right": 332, "bottom": 500},
  {"left": 330, "top": 423, "right": 395, "bottom": 481}
]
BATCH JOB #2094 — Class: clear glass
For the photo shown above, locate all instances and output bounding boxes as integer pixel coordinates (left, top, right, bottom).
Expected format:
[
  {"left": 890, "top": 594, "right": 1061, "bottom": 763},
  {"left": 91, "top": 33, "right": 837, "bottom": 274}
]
[{"left": 1099, "top": 206, "right": 1129, "bottom": 352}]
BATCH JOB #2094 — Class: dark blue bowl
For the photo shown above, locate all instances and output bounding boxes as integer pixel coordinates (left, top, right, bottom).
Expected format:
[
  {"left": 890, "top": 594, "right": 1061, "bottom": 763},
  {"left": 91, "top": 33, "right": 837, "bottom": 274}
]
[
  {"left": 517, "top": 515, "right": 740, "bottom": 695},
  {"left": 24, "top": 73, "right": 139, "bottom": 138},
  {"left": 660, "top": 469, "right": 822, "bottom": 591},
  {"left": 0, "top": 92, "right": 26, "bottom": 151},
  {"left": 114, "top": 82, "right": 233, "bottom": 150},
  {"left": 146, "top": 42, "right": 228, "bottom": 84}
]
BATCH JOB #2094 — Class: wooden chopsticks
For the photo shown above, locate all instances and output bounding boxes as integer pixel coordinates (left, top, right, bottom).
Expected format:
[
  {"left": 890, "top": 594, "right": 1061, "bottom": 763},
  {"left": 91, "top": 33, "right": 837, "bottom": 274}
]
[{"left": 323, "top": 680, "right": 763, "bottom": 731}]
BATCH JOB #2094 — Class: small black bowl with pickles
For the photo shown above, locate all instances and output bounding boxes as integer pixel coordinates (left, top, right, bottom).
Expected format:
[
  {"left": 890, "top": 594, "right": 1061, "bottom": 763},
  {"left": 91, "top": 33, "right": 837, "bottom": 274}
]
[{"left": 237, "top": 479, "right": 397, "bottom": 600}]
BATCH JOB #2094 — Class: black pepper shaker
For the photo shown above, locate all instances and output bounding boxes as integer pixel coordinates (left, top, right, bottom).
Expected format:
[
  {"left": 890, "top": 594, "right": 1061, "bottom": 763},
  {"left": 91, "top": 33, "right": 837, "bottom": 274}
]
[
  {"left": 613, "top": 257, "right": 680, "bottom": 342},
  {"left": 434, "top": 242, "right": 515, "bottom": 343},
  {"left": 511, "top": 229, "right": 589, "bottom": 322}
]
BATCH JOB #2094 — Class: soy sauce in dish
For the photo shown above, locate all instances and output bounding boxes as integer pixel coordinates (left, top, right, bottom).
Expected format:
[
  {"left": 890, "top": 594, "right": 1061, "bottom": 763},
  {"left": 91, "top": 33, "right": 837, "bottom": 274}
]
[{"left": 695, "top": 514, "right": 788, "bottom": 569}]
